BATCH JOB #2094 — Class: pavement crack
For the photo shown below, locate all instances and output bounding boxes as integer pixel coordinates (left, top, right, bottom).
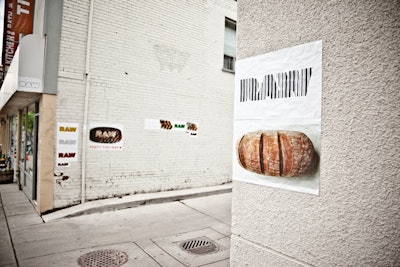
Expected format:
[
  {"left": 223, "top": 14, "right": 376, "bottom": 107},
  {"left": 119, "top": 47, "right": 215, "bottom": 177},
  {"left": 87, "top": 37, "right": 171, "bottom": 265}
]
[
  {"left": 0, "top": 194, "right": 20, "bottom": 267},
  {"left": 178, "top": 200, "right": 231, "bottom": 227}
]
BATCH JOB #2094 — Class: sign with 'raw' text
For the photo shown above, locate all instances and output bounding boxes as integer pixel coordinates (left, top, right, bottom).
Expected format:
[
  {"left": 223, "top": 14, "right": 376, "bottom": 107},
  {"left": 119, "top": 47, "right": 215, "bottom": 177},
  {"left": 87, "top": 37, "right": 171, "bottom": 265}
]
[{"left": 56, "top": 123, "right": 79, "bottom": 166}]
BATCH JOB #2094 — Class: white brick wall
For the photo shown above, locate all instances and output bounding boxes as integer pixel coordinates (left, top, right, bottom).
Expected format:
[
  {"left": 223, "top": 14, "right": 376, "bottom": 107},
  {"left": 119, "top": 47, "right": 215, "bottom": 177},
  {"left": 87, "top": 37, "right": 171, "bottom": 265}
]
[{"left": 54, "top": 0, "right": 237, "bottom": 208}]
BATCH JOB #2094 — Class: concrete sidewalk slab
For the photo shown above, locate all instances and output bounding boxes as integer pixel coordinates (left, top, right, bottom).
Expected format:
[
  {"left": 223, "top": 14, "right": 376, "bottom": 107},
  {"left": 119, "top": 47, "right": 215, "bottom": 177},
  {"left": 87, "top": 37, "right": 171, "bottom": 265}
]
[
  {"left": 18, "top": 242, "right": 160, "bottom": 267},
  {"left": 0, "top": 191, "right": 18, "bottom": 267},
  {"left": 152, "top": 227, "right": 230, "bottom": 267},
  {"left": 7, "top": 213, "right": 43, "bottom": 229},
  {"left": 15, "top": 198, "right": 232, "bottom": 266},
  {"left": 3, "top": 202, "right": 38, "bottom": 217},
  {"left": 42, "top": 183, "right": 232, "bottom": 222},
  {"left": 1, "top": 183, "right": 232, "bottom": 267},
  {"left": 0, "top": 191, "right": 30, "bottom": 206},
  {"left": 135, "top": 238, "right": 187, "bottom": 267},
  {"left": 0, "top": 184, "right": 20, "bottom": 194},
  {"left": 181, "top": 193, "right": 232, "bottom": 225}
]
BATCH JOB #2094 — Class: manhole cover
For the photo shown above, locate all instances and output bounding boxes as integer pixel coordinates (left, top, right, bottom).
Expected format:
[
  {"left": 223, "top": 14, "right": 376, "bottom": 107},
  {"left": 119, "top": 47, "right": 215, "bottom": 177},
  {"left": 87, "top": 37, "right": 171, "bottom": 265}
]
[
  {"left": 179, "top": 236, "right": 219, "bottom": 255},
  {"left": 77, "top": 249, "right": 128, "bottom": 267}
]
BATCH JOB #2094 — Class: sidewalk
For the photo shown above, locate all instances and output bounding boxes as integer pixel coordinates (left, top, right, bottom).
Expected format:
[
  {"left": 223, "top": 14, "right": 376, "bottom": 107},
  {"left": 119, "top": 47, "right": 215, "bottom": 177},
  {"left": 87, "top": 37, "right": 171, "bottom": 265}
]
[{"left": 0, "top": 183, "right": 232, "bottom": 267}]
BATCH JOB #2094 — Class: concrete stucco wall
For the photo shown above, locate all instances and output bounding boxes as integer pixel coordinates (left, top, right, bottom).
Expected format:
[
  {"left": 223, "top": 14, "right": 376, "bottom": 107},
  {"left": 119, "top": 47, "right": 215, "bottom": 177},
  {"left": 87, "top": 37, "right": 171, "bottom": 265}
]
[
  {"left": 37, "top": 94, "right": 56, "bottom": 213},
  {"left": 231, "top": 1, "right": 400, "bottom": 266}
]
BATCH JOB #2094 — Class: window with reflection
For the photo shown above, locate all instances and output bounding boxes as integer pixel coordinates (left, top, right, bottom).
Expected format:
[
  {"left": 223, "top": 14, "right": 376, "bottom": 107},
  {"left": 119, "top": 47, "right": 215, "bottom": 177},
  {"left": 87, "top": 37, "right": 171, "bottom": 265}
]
[{"left": 24, "top": 103, "right": 37, "bottom": 176}]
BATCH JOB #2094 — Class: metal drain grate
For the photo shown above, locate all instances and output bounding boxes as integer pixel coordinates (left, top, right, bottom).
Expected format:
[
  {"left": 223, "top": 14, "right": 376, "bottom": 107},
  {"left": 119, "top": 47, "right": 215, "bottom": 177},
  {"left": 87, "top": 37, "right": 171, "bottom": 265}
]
[
  {"left": 77, "top": 249, "right": 128, "bottom": 267},
  {"left": 179, "top": 236, "right": 219, "bottom": 255}
]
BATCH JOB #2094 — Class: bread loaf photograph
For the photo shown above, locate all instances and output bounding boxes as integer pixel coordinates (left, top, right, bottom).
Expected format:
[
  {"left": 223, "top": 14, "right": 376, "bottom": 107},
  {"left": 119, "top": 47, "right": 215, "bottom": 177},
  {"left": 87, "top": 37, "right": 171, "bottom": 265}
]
[{"left": 236, "top": 130, "right": 319, "bottom": 178}]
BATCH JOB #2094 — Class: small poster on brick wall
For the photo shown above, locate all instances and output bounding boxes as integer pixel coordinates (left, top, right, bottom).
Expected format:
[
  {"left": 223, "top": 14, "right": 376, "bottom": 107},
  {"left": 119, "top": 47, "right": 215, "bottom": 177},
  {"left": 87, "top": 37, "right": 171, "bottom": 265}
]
[
  {"left": 88, "top": 124, "right": 124, "bottom": 150},
  {"left": 233, "top": 40, "right": 322, "bottom": 195},
  {"left": 144, "top": 119, "right": 198, "bottom": 137},
  {"left": 56, "top": 123, "right": 79, "bottom": 167}
]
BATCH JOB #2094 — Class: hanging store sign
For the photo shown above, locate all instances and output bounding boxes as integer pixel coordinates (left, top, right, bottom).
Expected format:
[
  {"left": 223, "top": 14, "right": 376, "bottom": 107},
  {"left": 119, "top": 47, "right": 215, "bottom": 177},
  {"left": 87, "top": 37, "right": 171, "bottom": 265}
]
[
  {"left": 88, "top": 124, "right": 124, "bottom": 150},
  {"left": 233, "top": 40, "right": 322, "bottom": 195},
  {"left": 12, "top": 0, "right": 35, "bottom": 34},
  {"left": 1, "top": 0, "right": 34, "bottom": 71},
  {"left": 56, "top": 123, "right": 79, "bottom": 167},
  {"left": 144, "top": 119, "right": 198, "bottom": 137},
  {"left": 2, "top": 0, "right": 18, "bottom": 69}
]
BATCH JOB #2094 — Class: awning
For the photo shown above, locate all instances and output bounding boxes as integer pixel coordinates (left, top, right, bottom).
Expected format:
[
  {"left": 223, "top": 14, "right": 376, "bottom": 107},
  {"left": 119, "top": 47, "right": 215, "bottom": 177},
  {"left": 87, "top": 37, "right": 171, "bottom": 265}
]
[{"left": 0, "top": 34, "right": 45, "bottom": 115}]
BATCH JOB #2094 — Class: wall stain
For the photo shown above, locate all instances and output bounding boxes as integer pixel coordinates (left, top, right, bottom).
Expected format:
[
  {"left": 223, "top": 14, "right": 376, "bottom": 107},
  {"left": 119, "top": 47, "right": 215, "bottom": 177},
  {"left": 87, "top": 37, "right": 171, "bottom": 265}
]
[
  {"left": 54, "top": 172, "right": 70, "bottom": 185},
  {"left": 154, "top": 44, "right": 190, "bottom": 72}
]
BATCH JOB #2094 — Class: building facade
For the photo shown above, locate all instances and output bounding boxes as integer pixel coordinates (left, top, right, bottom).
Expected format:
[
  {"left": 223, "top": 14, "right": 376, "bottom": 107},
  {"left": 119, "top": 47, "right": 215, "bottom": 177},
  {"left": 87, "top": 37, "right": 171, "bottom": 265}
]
[
  {"left": 0, "top": 0, "right": 237, "bottom": 213},
  {"left": 231, "top": 1, "right": 399, "bottom": 266}
]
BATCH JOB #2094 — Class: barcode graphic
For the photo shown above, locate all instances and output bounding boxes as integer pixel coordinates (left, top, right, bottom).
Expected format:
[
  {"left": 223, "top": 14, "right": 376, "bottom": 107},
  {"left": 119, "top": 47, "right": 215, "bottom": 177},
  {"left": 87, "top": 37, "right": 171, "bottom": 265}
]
[{"left": 240, "top": 68, "right": 312, "bottom": 102}]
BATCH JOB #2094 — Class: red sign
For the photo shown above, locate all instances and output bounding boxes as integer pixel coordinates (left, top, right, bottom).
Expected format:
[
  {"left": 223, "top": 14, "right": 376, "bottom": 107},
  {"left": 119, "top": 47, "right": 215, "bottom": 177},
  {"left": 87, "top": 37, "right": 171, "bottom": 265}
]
[
  {"left": 1, "top": 0, "right": 34, "bottom": 72},
  {"left": 12, "top": 0, "right": 34, "bottom": 34},
  {"left": 2, "top": 0, "right": 17, "bottom": 70}
]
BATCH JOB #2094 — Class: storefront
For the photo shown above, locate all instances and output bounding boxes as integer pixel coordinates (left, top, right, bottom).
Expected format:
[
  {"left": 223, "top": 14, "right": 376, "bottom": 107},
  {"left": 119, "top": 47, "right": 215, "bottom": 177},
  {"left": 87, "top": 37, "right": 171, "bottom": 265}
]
[
  {"left": 0, "top": 34, "right": 56, "bottom": 213},
  {"left": 0, "top": 115, "right": 17, "bottom": 184}
]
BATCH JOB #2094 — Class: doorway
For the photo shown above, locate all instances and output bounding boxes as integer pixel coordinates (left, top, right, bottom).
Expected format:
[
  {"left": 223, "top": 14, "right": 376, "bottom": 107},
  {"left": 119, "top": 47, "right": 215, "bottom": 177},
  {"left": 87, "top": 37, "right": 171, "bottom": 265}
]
[{"left": 20, "top": 102, "right": 39, "bottom": 201}]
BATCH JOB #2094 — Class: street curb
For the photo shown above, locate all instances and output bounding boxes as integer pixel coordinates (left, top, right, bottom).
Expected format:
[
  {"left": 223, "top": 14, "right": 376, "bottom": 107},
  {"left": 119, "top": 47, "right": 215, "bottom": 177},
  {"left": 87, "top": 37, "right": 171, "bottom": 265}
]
[{"left": 42, "top": 183, "right": 232, "bottom": 222}]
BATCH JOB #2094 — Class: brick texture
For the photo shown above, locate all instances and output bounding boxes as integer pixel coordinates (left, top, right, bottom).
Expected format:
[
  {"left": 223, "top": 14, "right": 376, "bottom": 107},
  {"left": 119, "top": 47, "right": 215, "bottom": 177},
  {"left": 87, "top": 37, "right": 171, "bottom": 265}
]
[{"left": 54, "top": 0, "right": 237, "bottom": 208}]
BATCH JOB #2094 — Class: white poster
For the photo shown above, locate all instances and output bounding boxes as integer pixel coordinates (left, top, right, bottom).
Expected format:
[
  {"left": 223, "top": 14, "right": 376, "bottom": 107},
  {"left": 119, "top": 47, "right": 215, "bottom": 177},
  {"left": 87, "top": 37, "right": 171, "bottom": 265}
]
[
  {"left": 56, "top": 123, "right": 79, "bottom": 167},
  {"left": 233, "top": 40, "right": 322, "bottom": 195},
  {"left": 144, "top": 119, "right": 198, "bottom": 137},
  {"left": 88, "top": 124, "right": 124, "bottom": 150}
]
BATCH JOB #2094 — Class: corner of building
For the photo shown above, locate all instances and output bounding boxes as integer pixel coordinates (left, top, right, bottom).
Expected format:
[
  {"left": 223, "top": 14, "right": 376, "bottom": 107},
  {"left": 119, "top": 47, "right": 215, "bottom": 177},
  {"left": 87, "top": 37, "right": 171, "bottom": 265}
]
[{"left": 36, "top": 94, "right": 56, "bottom": 213}]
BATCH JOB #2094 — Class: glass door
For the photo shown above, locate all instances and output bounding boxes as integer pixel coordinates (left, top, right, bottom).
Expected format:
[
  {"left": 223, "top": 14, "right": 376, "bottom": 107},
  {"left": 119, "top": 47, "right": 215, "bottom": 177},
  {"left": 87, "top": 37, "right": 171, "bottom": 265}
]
[{"left": 21, "top": 102, "right": 39, "bottom": 200}]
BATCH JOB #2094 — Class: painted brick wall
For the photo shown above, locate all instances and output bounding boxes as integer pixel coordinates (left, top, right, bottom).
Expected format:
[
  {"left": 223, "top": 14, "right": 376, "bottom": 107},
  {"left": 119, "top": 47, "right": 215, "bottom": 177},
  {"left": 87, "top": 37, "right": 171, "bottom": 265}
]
[
  {"left": 55, "top": 0, "right": 90, "bottom": 207},
  {"left": 231, "top": 1, "right": 400, "bottom": 266},
  {"left": 54, "top": 0, "right": 237, "bottom": 208}
]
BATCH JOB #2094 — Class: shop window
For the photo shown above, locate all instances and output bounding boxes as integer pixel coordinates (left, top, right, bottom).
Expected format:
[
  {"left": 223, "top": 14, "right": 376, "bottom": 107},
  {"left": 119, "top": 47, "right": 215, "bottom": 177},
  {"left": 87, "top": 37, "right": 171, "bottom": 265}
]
[
  {"left": 20, "top": 113, "right": 26, "bottom": 166},
  {"left": 19, "top": 102, "right": 39, "bottom": 200},
  {"left": 9, "top": 116, "right": 17, "bottom": 170},
  {"left": 24, "top": 103, "right": 37, "bottom": 177},
  {"left": 223, "top": 17, "right": 236, "bottom": 72}
]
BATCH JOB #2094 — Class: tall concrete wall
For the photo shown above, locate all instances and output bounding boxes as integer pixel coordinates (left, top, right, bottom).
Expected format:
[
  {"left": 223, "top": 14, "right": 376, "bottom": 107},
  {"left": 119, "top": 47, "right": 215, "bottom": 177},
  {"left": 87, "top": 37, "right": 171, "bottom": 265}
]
[
  {"left": 231, "top": 1, "right": 400, "bottom": 266},
  {"left": 54, "top": 0, "right": 236, "bottom": 208}
]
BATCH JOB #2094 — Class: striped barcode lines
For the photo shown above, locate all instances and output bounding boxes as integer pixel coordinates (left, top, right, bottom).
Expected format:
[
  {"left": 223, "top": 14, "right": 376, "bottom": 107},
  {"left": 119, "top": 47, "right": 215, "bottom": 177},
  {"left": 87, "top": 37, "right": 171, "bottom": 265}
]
[{"left": 240, "top": 67, "right": 312, "bottom": 102}]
